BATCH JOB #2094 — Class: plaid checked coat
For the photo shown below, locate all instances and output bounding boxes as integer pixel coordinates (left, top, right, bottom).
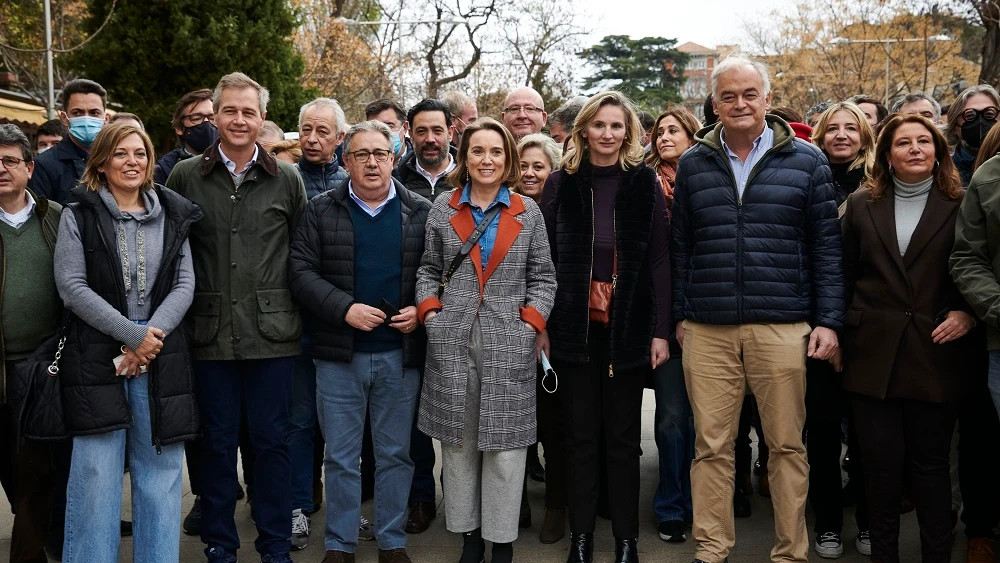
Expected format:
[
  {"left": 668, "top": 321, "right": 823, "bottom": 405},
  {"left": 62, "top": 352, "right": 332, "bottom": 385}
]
[{"left": 416, "top": 187, "right": 556, "bottom": 451}]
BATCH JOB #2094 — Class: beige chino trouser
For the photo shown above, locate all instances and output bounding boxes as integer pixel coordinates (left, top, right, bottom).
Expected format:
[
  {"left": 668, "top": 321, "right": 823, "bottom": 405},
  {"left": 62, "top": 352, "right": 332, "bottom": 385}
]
[{"left": 682, "top": 321, "right": 811, "bottom": 563}]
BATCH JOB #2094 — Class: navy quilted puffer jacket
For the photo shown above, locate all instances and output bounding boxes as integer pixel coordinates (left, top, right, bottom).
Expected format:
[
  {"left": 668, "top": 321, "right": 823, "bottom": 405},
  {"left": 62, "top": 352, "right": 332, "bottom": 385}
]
[{"left": 671, "top": 116, "right": 844, "bottom": 330}]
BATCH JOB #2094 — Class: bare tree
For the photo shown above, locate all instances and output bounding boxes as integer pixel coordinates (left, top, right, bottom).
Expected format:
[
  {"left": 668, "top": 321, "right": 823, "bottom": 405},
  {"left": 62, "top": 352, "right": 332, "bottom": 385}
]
[{"left": 422, "top": 0, "right": 498, "bottom": 97}]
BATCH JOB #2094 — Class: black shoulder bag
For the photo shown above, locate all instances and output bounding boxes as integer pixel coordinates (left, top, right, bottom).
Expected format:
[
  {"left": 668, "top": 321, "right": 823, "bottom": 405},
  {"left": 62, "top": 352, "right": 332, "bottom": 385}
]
[{"left": 438, "top": 206, "right": 502, "bottom": 299}]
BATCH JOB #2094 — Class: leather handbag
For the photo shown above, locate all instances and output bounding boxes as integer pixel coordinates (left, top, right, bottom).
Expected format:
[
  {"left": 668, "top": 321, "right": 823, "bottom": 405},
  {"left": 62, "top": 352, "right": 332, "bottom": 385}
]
[
  {"left": 9, "top": 317, "right": 71, "bottom": 441},
  {"left": 588, "top": 253, "right": 617, "bottom": 326}
]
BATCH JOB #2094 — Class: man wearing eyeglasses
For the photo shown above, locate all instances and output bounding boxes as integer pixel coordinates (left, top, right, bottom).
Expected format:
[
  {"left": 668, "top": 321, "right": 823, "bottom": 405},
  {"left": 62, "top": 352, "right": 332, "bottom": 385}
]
[
  {"left": 501, "top": 87, "right": 548, "bottom": 141},
  {"left": 289, "top": 120, "right": 430, "bottom": 563},
  {"left": 155, "top": 89, "right": 218, "bottom": 185}
]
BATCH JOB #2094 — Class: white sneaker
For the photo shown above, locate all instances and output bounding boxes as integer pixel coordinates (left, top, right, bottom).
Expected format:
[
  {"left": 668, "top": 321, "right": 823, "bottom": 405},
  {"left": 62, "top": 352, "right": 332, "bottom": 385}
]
[
  {"left": 855, "top": 530, "right": 871, "bottom": 556},
  {"left": 291, "top": 508, "right": 310, "bottom": 551},
  {"left": 815, "top": 531, "right": 844, "bottom": 558}
]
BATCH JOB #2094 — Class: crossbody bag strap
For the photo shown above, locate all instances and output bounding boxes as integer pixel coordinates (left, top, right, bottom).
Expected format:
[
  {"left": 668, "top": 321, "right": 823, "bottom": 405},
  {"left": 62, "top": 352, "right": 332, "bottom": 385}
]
[{"left": 438, "top": 205, "right": 503, "bottom": 299}]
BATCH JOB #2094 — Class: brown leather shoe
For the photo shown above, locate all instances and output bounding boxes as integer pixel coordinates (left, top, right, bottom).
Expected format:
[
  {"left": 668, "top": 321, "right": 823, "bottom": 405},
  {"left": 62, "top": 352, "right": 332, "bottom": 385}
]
[
  {"left": 379, "top": 548, "right": 413, "bottom": 563},
  {"left": 322, "top": 551, "right": 355, "bottom": 563},
  {"left": 405, "top": 501, "right": 437, "bottom": 534},
  {"left": 967, "top": 537, "right": 994, "bottom": 563}
]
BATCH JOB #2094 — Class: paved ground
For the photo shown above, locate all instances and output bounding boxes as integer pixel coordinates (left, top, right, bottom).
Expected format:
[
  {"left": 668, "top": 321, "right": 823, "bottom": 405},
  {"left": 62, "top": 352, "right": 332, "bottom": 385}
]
[{"left": 0, "top": 391, "right": 983, "bottom": 562}]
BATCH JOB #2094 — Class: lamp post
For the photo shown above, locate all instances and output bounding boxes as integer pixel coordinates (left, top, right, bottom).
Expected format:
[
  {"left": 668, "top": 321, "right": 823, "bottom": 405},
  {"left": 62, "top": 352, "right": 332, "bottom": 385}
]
[{"left": 829, "top": 35, "right": 951, "bottom": 106}]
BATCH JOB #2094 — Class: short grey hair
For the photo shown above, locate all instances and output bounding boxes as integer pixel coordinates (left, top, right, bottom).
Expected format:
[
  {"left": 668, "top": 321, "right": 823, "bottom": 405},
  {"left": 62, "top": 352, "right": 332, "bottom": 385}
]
[
  {"left": 343, "top": 120, "right": 393, "bottom": 156},
  {"left": 517, "top": 133, "right": 562, "bottom": 171},
  {"left": 298, "top": 97, "right": 347, "bottom": 136},
  {"left": 440, "top": 90, "right": 474, "bottom": 118},
  {"left": 550, "top": 96, "right": 588, "bottom": 131},
  {"left": 711, "top": 54, "right": 771, "bottom": 97},
  {"left": 946, "top": 84, "right": 1000, "bottom": 145},
  {"left": 805, "top": 101, "right": 833, "bottom": 125},
  {"left": 213, "top": 72, "right": 270, "bottom": 115},
  {"left": 0, "top": 124, "right": 32, "bottom": 163},
  {"left": 892, "top": 92, "right": 942, "bottom": 118}
]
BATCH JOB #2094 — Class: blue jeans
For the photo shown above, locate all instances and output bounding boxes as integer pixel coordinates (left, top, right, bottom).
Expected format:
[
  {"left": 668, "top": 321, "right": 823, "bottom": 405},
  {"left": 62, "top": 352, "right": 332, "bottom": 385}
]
[
  {"left": 62, "top": 374, "right": 184, "bottom": 563},
  {"left": 652, "top": 357, "right": 694, "bottom": 523},
  {"left": 989, "top": 351, "right": 1000, "bottom": 420},
  {"left": 315, "top": 349, "right": 420, "bottom": 552},
  {"left": 287, "top": 350, "right": 318, "bottom": 511},
  {"left": 196, "top": 357, "right": 294, "bottom": 558}
]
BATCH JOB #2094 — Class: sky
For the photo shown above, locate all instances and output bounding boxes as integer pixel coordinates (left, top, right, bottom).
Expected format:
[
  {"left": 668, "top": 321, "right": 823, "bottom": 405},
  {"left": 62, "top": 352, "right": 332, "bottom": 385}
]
[{"left": 576, "top": 0, "right": 793, "bottom": 50}]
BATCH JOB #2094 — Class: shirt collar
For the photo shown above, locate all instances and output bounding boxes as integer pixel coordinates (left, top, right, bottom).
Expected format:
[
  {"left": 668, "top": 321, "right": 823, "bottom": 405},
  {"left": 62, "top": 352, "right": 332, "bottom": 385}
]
[
  {"left": 415, "top": 153, "right": 456, "bottom": 184},
  {"left": 720, "top": 125, "right": 773, "bottom": 159},
  {"left": 218, "top": 144, "right": 259, "bottom": 176},
  {"left": 459, "top": 183, "right": 511, "bottom": 210},
  {"left": 348, "top": 179, "right": 397, "bottom": 216},
  {"left": 0, "top": 191, "right": 36, "bottom": 229}
]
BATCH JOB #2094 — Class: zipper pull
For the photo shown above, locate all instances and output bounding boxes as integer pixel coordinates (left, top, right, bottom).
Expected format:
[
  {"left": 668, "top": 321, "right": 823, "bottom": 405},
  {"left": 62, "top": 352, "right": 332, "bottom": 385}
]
[{"left": 608, "top": 364, "right": 614, "bottom": 378}]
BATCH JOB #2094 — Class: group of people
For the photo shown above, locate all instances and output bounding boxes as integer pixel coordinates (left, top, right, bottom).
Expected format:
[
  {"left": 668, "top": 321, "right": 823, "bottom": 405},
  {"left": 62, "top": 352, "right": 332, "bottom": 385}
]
[{"left": 0, "top": 52, "right": 999, "bottom": 563}]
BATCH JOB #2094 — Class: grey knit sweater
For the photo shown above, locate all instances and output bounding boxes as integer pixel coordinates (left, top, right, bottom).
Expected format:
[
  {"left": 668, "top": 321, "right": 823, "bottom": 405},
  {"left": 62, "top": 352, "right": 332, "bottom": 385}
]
[
  {"left": 54, "top": 187, "right": 194, "bottom": 351},
  {"left": 893, "top": 175, "right": 932, "bottom": 256}
]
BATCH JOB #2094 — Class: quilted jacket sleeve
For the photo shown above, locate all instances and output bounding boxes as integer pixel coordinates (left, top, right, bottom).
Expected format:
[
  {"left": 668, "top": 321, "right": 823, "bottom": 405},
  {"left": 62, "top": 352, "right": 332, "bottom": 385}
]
[{"left": 806, "top": 156, "right": 845, "bottom": 330}]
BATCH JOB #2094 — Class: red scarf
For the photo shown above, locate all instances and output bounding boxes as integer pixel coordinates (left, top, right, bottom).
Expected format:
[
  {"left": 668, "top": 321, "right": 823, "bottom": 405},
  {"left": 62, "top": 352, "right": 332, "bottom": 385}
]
[{"left": 657, "top": 162, "right": 677, "bottom": 204}]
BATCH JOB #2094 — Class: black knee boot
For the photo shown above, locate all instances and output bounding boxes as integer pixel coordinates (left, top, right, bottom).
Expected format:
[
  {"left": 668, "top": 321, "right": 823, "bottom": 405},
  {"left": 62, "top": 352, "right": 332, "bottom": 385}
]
[
  {"left": 566, "top": 532, "right": 593, "bottom": 563},
  {"left": 492, "top": 541, "right": 513, "bottom": 563},
  {"left": 614, "top": 537, "right": 638, "bottom": 563}
]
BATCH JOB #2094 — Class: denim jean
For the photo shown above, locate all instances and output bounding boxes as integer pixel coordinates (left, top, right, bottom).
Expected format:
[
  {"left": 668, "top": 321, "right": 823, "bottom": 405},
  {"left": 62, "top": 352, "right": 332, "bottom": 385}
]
[
  {"left": 196, "top": 357, "right": 293, "bottom": 558},
  {"left": 652, "top": 356, "right": 694, "bottom": 523},
  {"left": 988, "top": 351, "right": 1000, "bottom": 420},
  {"left": 315, "top": 349, "right": 420, "bottom": 552},
  {"left": 287, "top": 350, "right": 318, "bottom": 511},
  {"left": 62, "top": 373, "right": 184, "bottom": 563}
]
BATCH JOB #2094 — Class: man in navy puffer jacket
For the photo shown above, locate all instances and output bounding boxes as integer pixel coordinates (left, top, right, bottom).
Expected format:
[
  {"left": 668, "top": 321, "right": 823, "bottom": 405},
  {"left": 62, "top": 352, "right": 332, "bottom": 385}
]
[{"left": 671, "top": 55, "right": 844, "bottom": 563}]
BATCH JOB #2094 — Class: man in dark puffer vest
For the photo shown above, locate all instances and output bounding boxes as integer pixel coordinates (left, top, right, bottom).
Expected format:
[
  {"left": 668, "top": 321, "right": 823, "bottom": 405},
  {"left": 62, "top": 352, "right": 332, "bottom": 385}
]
[
  {"left": 671, "top": 55, "right": 843, "bottom": 563},
  {"left": 297, "top": 97, "right": 349, "bottom": 200}
]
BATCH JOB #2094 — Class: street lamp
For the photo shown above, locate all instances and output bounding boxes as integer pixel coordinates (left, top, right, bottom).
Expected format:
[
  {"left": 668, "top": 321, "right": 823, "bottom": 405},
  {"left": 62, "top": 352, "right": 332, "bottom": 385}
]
[{"left": 829, "top": 35, "right": 952, "bottom": 106}]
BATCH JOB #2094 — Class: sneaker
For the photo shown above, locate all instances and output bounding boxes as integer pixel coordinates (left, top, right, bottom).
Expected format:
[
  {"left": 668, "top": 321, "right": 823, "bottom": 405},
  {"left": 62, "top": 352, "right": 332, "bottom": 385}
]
[
  {"left": 359, "top": 515, "right": 376, "bottom": 541},
  {"left": 260, "top": 555, "right": 293, "bottom": 563},
  {"left": 291, "top": 509, "right": 310, "bottom": 551},
  {"left": 855, "top": 530, "right": 871, "bottom": 556},
  {"left": 184, "top": 496, "right": 202, "bottom": 536},
  {"left": 206, "top": 546, "right": 238, "bottom": 563},
  {"left": 815, "top": 531, "right": 844, "bottom": 558},
  {"left": 658, "top": 520, "right": 686, "bottom": 543}
]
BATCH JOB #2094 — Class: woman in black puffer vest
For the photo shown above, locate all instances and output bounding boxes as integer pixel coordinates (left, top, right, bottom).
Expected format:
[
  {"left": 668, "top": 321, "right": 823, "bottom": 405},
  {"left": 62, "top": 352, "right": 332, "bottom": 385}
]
[
  {"left": 54, "top": 123, "right": 201, "bottom": 563},
  {"left": 539, "top": 91, "right": 671, "bottom": 563}
]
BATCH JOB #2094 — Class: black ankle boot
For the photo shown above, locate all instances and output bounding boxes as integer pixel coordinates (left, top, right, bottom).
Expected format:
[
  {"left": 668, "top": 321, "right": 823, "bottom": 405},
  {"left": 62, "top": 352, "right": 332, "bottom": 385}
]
[
  {"left": 492, "top": 541, "right": 513, "bottom": 563},
  {"left": 565, "top": 532, "right": 593, "bottom": 563},
  {"left": 459, "top": 528, "right": 485, "bottom": 563},
  {"left": 614, "top": 537, "right": 638, "bottom": 563}
]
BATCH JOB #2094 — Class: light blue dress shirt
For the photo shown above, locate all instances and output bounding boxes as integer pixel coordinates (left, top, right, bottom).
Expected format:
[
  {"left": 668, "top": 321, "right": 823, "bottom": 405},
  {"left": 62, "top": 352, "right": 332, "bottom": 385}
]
[{"left": 721, "top": 125, "right": 774, "bottom": 199}]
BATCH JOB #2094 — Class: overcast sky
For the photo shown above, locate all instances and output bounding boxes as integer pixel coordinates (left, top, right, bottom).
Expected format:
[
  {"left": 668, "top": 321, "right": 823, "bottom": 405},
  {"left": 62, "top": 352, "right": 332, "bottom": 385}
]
[{"left": 576, "top": 0, "right": 792, "bottom": 49}]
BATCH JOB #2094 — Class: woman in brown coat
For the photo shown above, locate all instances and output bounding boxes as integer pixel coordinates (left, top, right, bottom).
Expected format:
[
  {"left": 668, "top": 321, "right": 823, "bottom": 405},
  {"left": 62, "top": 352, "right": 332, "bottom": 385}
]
[{"left": 840, "top": 114, "right": 975, "bottom": 563}]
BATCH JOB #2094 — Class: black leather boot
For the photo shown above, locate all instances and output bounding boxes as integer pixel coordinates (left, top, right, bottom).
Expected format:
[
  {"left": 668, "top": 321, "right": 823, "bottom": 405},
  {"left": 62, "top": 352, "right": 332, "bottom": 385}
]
[
  {"left": 459, "top": 528, "right": 485, "bottom": 563},
  {"left": 614, "top": 537, "right": 638, "bottom": 563},
  {"left": 565, "top": 532, "right": 593, "bottom": 563}
]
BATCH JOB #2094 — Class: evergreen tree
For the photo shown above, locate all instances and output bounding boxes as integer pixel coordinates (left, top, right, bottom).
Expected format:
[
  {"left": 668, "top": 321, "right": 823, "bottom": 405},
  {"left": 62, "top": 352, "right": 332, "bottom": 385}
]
[
  {"left": 579, "top": 35, "right": 689, "bottom": 112},
  {"left": 72, "top": 0, "right": 314, "bottom": 151}
]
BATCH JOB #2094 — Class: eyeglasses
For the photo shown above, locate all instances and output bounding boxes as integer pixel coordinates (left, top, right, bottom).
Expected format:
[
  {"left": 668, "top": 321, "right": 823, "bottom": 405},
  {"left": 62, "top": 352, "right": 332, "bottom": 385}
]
[
  {"left": 349, "top": 149, "right": 392, "bottom": 163},
  {"left": 0, "top": 156, "right": 26, "bottom": 170},
  {"left": 504, "top": 105, "right": 543, "bottom": 115},
  {"left": 961, "top": 107, "right": 998, "bottom": 122},
  {"left": 183, "top": 113, "right": 215, "bottom": 126}
]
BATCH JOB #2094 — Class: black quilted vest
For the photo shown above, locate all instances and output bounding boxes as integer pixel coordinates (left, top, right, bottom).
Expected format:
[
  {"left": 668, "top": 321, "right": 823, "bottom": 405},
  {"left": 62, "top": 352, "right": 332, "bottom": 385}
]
[
  {"left": 546, "top": 162, "right": 657, "bottom": 371},
  {"left": 60, "top": 186, "right": 202, "bottom": 447}
]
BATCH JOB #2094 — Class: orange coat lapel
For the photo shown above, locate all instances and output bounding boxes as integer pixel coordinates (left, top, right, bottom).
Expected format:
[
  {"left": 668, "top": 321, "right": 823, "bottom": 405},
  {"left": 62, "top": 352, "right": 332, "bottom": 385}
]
[
  {"left": 448, "top": 189, "right": 485, "bottom": 290},
  {"left": 482, "top": 193, "right": 526, "bottom": 284}
]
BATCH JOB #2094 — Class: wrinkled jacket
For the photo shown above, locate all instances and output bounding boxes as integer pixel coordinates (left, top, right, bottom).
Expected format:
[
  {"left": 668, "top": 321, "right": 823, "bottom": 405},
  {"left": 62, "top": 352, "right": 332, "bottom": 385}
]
[
  {"left": 28, "top": 137, "right": 86, "bottom": 205},
  {"left": 288, "top": 179, "right": 430, "bottom": 366},
  {"left": 671, "top": 116, "right": 844, "bottom": 330},
  {"left": 392, "top": 148, "right": 456, "bottom": 201},
  {"left": 297, "top": 159, "right": 349, "bottom": 200},
  {"left": 58, "top": 186, "right": 202, "bottom": 445},
  {"left": 415, "top": 189, "right": 556, "bottom": 451},
  {"left": 166, "top": 141, "right": 308, "bottom": 360},
  {"left": 951, "top": 154, "right": 1000, "bottom": 349}
]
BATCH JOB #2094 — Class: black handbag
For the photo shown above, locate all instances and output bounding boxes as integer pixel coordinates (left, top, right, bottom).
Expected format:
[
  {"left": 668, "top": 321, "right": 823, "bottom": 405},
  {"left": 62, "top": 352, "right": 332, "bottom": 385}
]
[{"left": 9, "top": 318, "right": 71, "bottom": 441}]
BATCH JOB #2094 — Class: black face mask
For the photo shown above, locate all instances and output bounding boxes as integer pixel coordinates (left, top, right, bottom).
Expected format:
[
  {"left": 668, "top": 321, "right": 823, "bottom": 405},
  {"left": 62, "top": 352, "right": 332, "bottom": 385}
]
[
  {"left": 182, "top": 121, "right": 219, "bottom": 154},
  {"left": 961, "top": 115, "right": 996, "bottom": 151}
]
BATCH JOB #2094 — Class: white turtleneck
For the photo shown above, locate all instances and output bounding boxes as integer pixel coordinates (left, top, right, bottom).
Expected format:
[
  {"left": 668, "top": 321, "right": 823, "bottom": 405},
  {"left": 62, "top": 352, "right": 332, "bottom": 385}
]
[{"left": 893, "top": 175, "right": 932, "bottom": 256}]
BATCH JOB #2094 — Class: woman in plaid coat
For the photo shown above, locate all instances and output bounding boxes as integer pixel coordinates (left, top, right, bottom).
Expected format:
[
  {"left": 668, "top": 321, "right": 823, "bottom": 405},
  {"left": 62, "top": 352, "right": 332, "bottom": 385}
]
[{"left": 415, "top": 117, "right": 556, "bottom": 563}]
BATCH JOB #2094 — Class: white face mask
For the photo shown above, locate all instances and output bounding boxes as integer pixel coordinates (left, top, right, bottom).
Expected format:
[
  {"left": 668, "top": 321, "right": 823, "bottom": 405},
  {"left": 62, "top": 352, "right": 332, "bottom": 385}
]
[{"left": 37, "top": 146, "right": 52, "bottom": 155}]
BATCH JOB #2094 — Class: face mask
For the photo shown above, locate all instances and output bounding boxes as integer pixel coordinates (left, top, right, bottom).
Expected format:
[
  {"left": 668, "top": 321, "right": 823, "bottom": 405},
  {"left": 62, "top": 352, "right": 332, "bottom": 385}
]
[
  {"left": 67, "top": 116, "right": 105, "bottom": 147},
  {"left": 961, "top": 115, "right": 996, "bottom": 151},
  {"left": 182, "top": 121, "right": 219, "bottom": 154},
  {"left": 392, "top": 130, "right": 403, "bottom": 154},
  {"left": 37, "top": 146, "right": 52, "bottom": 155}
]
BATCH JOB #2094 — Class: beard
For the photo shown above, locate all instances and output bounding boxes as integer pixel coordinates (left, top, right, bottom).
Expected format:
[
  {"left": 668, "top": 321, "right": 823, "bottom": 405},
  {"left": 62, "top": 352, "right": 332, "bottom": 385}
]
[{"left": 417, "top": 143, "right": 446, "bottom": 167}]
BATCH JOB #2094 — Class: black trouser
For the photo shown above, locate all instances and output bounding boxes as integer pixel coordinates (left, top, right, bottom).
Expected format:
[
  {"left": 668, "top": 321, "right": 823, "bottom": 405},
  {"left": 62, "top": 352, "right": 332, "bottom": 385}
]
[
  {"left": 735, "top": 395, "right": 766, "bottom": 481},
  {"left": 559, "top": 323, "right": 645, "bottom": 538},
  {"left": 957, "top": 352, "right": 1000, "bottom": 538},
  {"left": 805, "top": 358, "right": 868, "bottom": 534},
  {"left": 537, "top": 364, "right": 568, "bottom": 509},
  {"left": 852, "top": 394, "right": 956, "bottom": 563}
]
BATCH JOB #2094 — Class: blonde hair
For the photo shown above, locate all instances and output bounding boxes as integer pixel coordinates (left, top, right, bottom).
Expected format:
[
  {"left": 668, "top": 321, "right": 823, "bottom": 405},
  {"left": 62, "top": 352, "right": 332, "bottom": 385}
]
[
  {"left": 563, "top": 91, "right": 645, "bottom": 175},
  {"left": 270, "top": 139, "right": 302, "bottom": 162},
  {"left": 810, "top": 102, "right": 876, "bottom": 173},
  {"left": 81, "top": 122, "right": 156, "bottom": 192}
]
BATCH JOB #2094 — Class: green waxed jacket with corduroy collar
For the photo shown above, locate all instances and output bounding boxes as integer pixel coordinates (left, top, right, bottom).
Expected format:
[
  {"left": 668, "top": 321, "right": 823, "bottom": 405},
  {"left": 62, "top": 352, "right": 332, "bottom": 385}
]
[{"left": 166, "top": 140, "right": 308, "bottom": 361}]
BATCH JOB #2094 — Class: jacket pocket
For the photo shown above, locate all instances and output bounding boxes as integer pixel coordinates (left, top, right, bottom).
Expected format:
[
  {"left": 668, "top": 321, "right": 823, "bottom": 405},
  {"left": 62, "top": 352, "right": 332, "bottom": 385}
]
[
  {"left": 844, "top": 307, "right": 863, "bottom": 327},
  {"left": 257, "top": 289, "right": 302, "bottom": 342},
  {"left": 189, "top": 292, "right": 221, "bottom": 346}
]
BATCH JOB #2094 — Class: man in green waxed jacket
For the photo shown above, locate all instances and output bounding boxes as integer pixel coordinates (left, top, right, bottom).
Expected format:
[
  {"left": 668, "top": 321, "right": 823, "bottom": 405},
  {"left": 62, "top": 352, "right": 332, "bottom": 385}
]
[{"left": 165, "top": 72, "right": 306, "bottom": 563}]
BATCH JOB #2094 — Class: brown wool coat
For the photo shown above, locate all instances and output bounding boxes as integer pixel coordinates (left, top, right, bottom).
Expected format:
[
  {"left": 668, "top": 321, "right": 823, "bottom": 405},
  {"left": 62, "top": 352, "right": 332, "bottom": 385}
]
[
  {"left": 840, "top": 187, "right": 975, "bottom": 403},
  {"left": 416, "top": 188, "right": 556, "bottom": 451}
]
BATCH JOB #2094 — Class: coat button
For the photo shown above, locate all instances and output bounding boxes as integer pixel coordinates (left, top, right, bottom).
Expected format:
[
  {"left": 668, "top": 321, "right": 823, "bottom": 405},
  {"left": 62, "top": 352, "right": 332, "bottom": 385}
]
[
  {"left": 231, "top": 228, "right": 237, "bottom": 234},
  {"left": 231, "top": 262, "right": 237, "bottom": 269},
  {"left": 265, "top": 299, "right": 271, "bottom": 305},
  {"left": 905, "top": 308, "right": 913, "bottom": 316},
  {"left": 232, "top": 299, "right": 237, "bottom": 305}
]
